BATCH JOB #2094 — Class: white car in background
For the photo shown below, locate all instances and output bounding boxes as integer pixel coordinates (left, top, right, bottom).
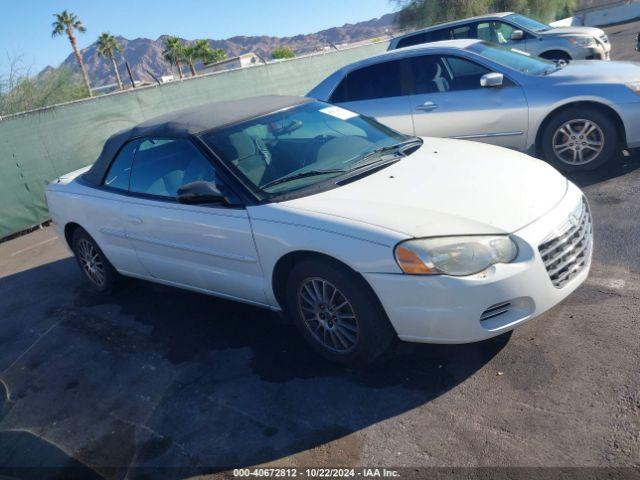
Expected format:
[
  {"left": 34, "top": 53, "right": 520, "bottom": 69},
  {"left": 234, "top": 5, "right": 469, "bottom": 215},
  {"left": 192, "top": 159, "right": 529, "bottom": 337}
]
[
  {"left": 46, "top": 96, "right": 592, "bottom": 365},
  {"left": 388, "top": 12, "right": 611, "bottom": 61}
]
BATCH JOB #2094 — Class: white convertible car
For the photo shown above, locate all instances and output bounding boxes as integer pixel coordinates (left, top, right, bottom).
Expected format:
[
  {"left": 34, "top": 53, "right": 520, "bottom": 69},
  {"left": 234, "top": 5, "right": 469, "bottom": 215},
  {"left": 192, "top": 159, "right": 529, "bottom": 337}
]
[{"left": 46, "top": 96, "right": 592, "bottom": 365}]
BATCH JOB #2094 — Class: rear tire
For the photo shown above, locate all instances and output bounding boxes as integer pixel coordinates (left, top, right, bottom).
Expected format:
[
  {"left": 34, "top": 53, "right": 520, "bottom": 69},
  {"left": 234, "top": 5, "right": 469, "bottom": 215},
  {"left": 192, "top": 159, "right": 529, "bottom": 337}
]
[
  {"left": 541, "top": 106, "right": 619, "bottom": 172},
  {"left": 72, "top": 228, "right": 118, "bottom": 293},
  {"left": 285, "top": 258, "right": 396, "bottom": 366}
]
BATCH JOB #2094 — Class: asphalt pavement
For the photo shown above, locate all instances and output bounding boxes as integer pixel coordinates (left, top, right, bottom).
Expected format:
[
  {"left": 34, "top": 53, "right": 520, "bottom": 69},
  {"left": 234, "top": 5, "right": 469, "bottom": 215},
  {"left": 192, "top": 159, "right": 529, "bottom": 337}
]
[
  {"left": 605, "top": 19, "right": 640, "bottom": 60},
  {"left": 0, "top": 21, "right": 639, "bottom": 480}
]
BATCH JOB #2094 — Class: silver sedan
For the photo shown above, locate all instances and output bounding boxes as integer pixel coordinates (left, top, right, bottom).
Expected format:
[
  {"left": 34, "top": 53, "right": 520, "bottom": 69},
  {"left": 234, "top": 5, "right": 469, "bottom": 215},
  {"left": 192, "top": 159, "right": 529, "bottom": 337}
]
[{"left": 308, "top": 39, "right": 640, "bottom": 171}]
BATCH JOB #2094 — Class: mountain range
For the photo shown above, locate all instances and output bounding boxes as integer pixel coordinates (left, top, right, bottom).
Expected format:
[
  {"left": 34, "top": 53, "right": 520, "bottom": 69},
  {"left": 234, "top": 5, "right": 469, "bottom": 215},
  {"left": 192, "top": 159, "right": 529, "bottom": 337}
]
[{"left": 46, "top": 13, "right": 398, "bottom": 87}]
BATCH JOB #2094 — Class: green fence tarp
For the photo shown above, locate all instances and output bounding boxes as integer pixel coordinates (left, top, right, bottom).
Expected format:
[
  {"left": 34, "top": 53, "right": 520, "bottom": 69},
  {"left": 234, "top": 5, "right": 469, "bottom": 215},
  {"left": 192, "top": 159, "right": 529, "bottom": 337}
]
[{"left": 0, "top": 41, "right": 388, "bottom": 239}]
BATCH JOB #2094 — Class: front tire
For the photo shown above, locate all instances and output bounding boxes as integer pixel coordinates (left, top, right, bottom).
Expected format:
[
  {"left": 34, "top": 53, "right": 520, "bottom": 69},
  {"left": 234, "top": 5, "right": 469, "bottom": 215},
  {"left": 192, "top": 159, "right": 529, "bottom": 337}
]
[
  {"left": 540, "top": 51, "right": 571, "bottom": 62},
  {"left": 72, "top": 228, "right": 118, "bottom": 292},
  {"left": 285, "top": 258, "right": 396, "bottom": 366},
  {"left": 541, "top": 106, "right": 619, "bottom": 172}
]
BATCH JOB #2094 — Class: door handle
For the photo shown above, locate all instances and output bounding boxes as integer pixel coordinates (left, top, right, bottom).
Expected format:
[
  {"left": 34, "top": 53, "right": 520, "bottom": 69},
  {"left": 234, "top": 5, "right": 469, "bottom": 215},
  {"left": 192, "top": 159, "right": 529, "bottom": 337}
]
[
  {"left": 127, "top": 215, "right": 143, "bottom": 225},
  {"left": 416, "top": 101, "right": 438, "bottom": 112}
]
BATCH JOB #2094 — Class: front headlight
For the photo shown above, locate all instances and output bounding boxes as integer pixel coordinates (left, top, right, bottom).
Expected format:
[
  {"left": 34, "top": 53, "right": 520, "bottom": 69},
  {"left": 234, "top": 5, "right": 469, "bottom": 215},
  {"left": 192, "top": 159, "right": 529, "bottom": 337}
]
[
  {"left": 394, "top": 236, "right": 518, "bottom": 276},
  {"left": 625, "top": 81, "right": 640, "bottom": 95},
  {"left": 569, "top": 36, "right": 597, "bottom": 47}
]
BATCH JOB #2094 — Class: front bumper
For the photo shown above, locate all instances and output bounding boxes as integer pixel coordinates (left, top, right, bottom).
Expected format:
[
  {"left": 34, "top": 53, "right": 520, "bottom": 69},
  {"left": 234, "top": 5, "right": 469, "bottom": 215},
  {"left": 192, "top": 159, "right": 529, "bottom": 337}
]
[
  {"left": 585, "top": 47, "right": 610, "bottom": 60},
  {"left": 363, "top": 183, "right": 591, "bottom": 344},
  {"left": 574, "top": 42, "right": 611, "bottom": 60},
  {"left": 617, "top": 102, "right": 640, "bottom": 149}
]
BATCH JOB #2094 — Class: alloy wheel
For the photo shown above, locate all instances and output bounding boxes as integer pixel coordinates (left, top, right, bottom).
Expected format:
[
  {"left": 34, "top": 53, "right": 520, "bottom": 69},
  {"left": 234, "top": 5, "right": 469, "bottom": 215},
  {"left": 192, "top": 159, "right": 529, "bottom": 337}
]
[
  {"left": 297, "top": 277, "right": 359, "bottom": 353},
  {"left": 77, "top": 238, "right": 106, "bottom": 288},
  {"left": 552, "top": 119, "right": 604, "bottom": 166}
]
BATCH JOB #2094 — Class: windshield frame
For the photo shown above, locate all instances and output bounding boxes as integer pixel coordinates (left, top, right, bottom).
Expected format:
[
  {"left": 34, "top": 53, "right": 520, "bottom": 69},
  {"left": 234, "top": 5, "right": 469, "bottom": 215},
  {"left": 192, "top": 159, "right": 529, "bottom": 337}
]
[
  {"left": 466, "top": 41, "right": 557, "bottom": 76},
  {"left": 197, "top": 101, "right": 418, "bottom": 203},
  {"left": 505, "top": 13, "right": 551, "bottom": 33}
]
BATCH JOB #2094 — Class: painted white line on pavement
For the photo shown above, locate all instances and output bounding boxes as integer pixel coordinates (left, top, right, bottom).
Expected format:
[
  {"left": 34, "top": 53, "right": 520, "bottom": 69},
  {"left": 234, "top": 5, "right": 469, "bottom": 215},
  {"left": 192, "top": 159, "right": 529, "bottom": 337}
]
[{"left": 9, "top": 237, "right": 57, "bottom": 257}]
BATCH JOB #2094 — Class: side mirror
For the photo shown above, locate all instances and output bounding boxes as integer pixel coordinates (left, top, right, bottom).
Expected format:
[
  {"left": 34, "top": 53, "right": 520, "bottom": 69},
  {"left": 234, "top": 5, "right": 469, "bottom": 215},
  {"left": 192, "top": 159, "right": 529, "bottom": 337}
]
[
  {"left": 177, "top": 180, "right": 228, "bottom": 205},
  {"left": 510, "top": 30, "right": 524, "bottom": 41},
  {"left": 480, "top": 72, "right": 504, "bottom": 88}
]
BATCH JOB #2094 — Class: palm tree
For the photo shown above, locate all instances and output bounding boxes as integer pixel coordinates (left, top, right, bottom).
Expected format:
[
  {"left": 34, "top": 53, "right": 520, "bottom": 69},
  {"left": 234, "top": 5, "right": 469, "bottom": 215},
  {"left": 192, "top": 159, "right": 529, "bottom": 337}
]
[
  {"left": 192, "top": 40, "right": 227, "bottom": 65},
  {"left": 182, "top": 43, "right": 198, "bottom": 76},
  {"left": 96, "top": 33, "right": 124, "bottom": 90},
  {"left": 51, "top": 10, "right": 92, "bottom": 97},
  {"left": 162, "top": 36, "right": 184, "bottom": 79},
  {"left": 181, "top": 40, "right": 228, "bottom": 75},
  {"left": 192, "top": 39, "right": 213, "bottom": 65},
  {"left": 210, "top": 48, "right": 227, "bottom": 64}
]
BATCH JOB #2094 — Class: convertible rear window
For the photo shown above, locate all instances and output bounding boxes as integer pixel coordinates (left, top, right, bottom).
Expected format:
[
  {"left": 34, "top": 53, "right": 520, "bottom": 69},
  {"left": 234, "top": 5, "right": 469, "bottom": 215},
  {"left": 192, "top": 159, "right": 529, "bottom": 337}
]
[{"left": 103, "top": 140, "right": 139, "bottom": 191}]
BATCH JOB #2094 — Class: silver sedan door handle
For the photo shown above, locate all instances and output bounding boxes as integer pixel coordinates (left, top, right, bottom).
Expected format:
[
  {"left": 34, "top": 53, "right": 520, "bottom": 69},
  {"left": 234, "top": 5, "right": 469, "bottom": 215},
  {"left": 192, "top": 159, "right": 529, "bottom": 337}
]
[
  {"left": 127, "top": 215, "right": 143, "bottom": 225},
  {"left": 416, "top": 101, "right": 438, "bottom": 112}
]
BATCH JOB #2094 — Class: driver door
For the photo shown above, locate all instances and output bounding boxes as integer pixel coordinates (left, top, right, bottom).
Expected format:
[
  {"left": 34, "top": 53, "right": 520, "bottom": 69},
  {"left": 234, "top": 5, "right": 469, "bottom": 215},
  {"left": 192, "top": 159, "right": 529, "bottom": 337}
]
[
  {"left": 123, "top": 137, "right": 267, "bottom": 305},
  {"left": 407, "top": 54, "right": 529, "bottom": 150}
]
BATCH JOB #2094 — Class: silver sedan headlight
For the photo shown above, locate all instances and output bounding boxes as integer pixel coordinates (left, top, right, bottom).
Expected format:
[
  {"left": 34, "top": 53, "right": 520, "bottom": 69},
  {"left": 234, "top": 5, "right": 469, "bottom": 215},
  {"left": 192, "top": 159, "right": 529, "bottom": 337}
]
[{"left": 394, "top": 236, "right": 518, "bottom": 276}]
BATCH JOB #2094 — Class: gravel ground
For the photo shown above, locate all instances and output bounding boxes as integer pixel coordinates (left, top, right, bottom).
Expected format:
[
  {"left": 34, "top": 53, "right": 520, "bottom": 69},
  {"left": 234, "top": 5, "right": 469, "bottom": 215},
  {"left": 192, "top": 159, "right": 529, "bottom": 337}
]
[{"left": 0, "top": 21, "right": 639, "bottom": 480}]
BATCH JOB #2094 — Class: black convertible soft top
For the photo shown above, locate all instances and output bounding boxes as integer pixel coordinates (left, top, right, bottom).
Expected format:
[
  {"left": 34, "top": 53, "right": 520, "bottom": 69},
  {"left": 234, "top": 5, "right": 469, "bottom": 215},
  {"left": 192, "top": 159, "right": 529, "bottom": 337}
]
[{"left": 83, "top": 95, "right": 313, "bottom": 186}]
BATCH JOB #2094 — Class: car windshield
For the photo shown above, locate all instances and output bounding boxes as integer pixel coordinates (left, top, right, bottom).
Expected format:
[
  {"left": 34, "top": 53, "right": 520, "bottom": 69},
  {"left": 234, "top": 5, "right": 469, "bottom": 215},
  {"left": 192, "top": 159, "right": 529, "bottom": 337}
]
[
  {"left": 467, "top": 41, "right": 557, "bottom": 75},
  {"left": 506, "top": 13, "right": 551, "bottom": 32},
  {"left": 200, "top": 101, "right": 416, "bottom": 198}
]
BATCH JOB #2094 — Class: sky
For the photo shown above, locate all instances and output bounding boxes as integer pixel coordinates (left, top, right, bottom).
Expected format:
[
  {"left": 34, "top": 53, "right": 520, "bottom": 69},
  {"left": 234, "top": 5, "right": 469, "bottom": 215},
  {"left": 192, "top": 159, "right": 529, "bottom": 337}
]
[{"left": 0, "top": 0, "right": 393, "bottom": 76}]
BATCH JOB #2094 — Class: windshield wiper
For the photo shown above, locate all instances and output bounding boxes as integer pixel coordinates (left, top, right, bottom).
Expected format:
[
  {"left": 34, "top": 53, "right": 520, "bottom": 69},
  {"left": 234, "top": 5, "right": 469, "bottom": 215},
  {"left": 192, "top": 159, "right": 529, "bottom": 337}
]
[
  {"left": 348, "top": 137, "right": 423, "bottom": 170},
  {"left": 261, "top": 169, "right": 346, "bottom": 190},
  {"left": 260, "top": 138, "right": 422, "bottom": 190}
]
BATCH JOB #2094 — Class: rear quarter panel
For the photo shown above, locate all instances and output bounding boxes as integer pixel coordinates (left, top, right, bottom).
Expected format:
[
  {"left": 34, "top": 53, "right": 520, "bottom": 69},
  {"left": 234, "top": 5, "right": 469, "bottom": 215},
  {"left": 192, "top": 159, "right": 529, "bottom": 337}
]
[{"left": 46, "top": 177, "right": 143, "bottom": 274}]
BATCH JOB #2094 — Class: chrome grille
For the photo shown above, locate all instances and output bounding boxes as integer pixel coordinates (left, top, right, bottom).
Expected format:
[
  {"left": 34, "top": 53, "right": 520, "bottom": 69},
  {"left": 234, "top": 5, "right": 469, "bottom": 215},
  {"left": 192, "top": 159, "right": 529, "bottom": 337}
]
[
  {"left": 539, "top": 198, "right": 592, "bottom": 288},
  {"left": 599, "top": 34, "right": 609, "bottom": 44},
  {"left": 480, "top": 301, "right": 511, "bottom": 322}
]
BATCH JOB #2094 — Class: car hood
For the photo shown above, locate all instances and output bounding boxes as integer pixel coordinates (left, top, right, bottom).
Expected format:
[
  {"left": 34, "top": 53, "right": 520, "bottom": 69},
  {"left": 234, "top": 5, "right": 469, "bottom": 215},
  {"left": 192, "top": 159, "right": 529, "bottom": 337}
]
[
  {"left": 281, "top": 138, "right": 567, "bottom": 238},
  {"left": 546, "top": 60, "right": 640, "bottom": 83},
  {"left": 541, "top": 26, "right": 604, "bottom": 37}
]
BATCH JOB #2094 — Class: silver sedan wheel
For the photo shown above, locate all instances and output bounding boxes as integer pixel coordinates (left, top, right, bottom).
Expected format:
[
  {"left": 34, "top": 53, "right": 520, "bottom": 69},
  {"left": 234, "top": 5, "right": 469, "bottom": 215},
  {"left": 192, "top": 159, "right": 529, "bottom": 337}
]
[
  {"left": 77, "top": 238, "right": 106, "bottom": 288},
  {"left": 552, "top": 119, "right": 604, "bottom": 166},
  {"left": 297, "top": 277, "right": 359, "bottom": 353}
]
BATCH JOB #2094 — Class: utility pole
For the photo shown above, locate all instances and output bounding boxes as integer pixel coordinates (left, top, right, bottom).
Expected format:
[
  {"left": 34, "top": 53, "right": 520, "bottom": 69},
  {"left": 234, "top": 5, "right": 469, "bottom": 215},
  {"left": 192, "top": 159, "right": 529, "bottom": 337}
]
[
  {"left": 125, "top": 61, "right": 136, "bottom": 88},
  {"left": 144, "top": 69, "right": 162, "bottom": 85}
]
